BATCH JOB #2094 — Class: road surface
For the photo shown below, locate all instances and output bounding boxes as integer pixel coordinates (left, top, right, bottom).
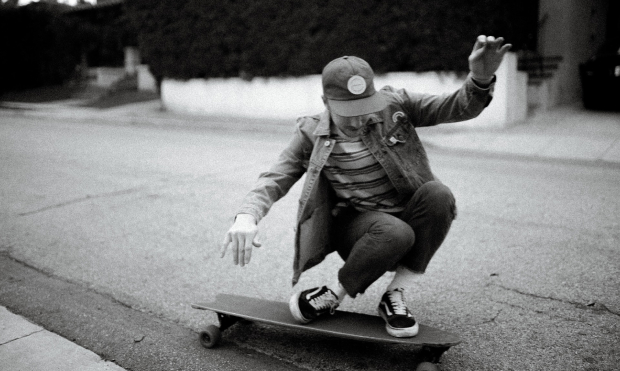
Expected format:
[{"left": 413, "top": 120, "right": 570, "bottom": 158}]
[{"left": 1, "top": 116, "right": 618, "bottom": 371}]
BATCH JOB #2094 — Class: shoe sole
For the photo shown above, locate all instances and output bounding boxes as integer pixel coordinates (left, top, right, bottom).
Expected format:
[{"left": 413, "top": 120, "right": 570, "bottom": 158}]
[
  {"left": 377, "top": 308, "right": 419, "bottom": 338},
  {"left": 289, "top": 292, "right": 311, "bottom": 324}
]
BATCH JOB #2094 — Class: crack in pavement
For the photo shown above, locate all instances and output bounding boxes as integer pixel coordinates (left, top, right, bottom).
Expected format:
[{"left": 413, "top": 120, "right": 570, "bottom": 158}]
[
  {"left": 493, "top": 283, "right": 620, "bottom": 317},
  {"left": 479, "top": 308, "right": 504, "bottom": 325},
  {"left": 0, "top": 329, "right": 44, "bottom": 346},
  {"left": 17, "top": 188, "right": 141, "bottom": 217}
]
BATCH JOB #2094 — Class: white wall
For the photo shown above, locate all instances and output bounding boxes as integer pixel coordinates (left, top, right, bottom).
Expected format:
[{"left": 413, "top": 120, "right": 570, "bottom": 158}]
[
  {"left": 161, "top": 72, "right": 467, "bottom": 119},
  {"left": 137, "top": 65, "right": 157, "bottom": 92},
  {"left": 161, "top": 52, "right": 527, "bottom": 129},
  {"left": 94, "top": 67, "right": 125, "bottom": 88}
]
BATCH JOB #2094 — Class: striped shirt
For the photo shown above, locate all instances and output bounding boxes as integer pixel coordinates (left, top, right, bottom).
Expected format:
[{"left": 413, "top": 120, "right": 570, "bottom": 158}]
[{"left": 323, "top": 135, "right": 406, "bottom": 213}]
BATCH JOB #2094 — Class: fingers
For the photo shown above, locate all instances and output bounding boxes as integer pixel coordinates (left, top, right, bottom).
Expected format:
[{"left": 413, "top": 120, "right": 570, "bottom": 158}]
[
  {"left": 221, "top": 215, "right": 259, "bottom": 267},
  {"left": 472, "top": 35, "right": 486, "bottom": 52},
  {"left": 474, "top": 35, "right": 510, "bottom": 52},
  {"left": 235, "top": 235, "right": 245, "bottom": 266},
  {"left": 220, "top": 232, "right": 244, "bottom": 265},
  {"left": 498, "top": 42, "right": 513, "bottom": 55},
  {"left": 243, "top": 235, "right": 253, "bottom": 266},
  {"left": 221, "top": 231, "right": 259, "bottom": 267}
]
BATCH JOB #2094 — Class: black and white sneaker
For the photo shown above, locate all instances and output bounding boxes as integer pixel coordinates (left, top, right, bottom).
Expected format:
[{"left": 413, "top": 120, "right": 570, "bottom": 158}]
[
  {"left": 377, "top": 288, "right": 419, "bottom": 338},
  {"left": 289, "top": 286, "right": 340, "bottom": 324}
]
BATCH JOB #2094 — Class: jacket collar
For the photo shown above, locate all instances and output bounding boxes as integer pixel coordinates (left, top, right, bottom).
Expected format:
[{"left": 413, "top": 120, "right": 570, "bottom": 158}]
[
  {"left": 313, "top": 110, "right": 331, "bottom": 137},
  {"left": 313, "top": 110, "right": 384, "bottom": 137}
]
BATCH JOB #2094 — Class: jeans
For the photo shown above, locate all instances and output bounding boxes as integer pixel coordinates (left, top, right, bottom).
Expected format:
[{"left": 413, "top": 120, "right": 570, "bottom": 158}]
[{"left": 331, "top": 181, "right": 457, "bottom": 296}]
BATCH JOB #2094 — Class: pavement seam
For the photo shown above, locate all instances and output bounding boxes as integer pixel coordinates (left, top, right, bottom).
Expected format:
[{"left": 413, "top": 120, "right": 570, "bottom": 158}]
[
  {"left": 0, "top": 328, "right": 45, "bottom": 346},
  {"left": 18, "top": 187, "right": 142, "bottom": 217}
]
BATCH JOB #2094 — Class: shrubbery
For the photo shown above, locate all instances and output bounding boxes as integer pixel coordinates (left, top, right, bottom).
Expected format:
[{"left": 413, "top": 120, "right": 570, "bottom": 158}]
[
  {"left": 126, "top": 0, "right": 538, "bottom": 82},
  {"left": 0, "top": 2, "right": 131, "bottom": 93},
  {"left": 0, "top": 0, "right": 538, "bottom": 92},
  {"left": 0, "top": 4, "right": 80, "bottom": 92}
]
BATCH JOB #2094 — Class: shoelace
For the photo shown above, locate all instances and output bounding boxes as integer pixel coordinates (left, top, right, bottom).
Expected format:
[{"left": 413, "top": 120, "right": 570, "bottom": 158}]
[
  {"left": 387, "top": 289, "right": 409, "bottom": 316},
  {"left": 309, "top": 290, "right": 339, "bottom": 314}
]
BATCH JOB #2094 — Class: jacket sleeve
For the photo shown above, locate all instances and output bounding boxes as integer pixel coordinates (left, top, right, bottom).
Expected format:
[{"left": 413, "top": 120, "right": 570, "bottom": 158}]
[
  {"left": 235, "top": 119, "right": 311, "bottom": 223},
  {"left": 390, "top": 73, "right": 495, "bottom": 127}
]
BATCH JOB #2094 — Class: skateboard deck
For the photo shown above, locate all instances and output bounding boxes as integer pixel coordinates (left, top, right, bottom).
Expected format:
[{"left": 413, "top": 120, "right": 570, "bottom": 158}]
[{"left": 192, "top": 293, "right": 461, "bottom": 364}]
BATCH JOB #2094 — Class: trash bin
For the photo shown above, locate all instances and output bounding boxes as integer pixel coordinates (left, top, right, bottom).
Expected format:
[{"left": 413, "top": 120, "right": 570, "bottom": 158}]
[{"left": 579, "top": 50, "right": 620, "bottom": 111}]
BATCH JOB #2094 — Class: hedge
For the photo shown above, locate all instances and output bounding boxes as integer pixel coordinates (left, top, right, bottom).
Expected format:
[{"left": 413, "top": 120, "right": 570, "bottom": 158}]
[
  {"left": 126, "top": 0, "right": 538, "bottom": 82},
  {"left": 0, "top": 4, "right": 80, "bottom": 92},
  {"left": 0, "top": 2, "right": 132, "bottom": 93}
]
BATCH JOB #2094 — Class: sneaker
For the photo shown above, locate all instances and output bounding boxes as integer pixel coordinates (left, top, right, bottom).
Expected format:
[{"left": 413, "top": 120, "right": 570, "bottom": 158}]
[
  {"left": 377, "top": 288, "right": 419, "bottom": 337},
  {"left": 289, "top": 286, "right": 340, "bottom": 324}
]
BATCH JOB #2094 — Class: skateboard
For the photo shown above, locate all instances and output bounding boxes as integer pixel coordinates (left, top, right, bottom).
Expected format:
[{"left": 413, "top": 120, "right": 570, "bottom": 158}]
[{"left": 192, "top": 294, "right": 461, "bottom": 371}]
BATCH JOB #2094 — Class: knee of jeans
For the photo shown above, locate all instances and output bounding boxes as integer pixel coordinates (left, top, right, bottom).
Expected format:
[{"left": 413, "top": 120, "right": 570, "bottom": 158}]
[
  {"left": 368, "top": 220, "right": 415, "bottom": 252},
  {"left": 420, "top": 182, "right": 457, "bottom": 219}
]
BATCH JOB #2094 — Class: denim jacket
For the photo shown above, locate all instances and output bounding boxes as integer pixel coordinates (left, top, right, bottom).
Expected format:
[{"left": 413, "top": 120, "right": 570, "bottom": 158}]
[{"left": 237, "top": 74, "right": 495, "bottom": 285}]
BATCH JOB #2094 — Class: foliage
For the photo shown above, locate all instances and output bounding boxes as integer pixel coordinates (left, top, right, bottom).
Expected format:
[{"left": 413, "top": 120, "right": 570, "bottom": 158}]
[
  {"left": 0, "top": 2, "right": 131, "bottom": 93},
  {"left": 125, "top": 0, "right": 538, "bottom": 81},
  {"left": 65, "top": 3, "right": 134, "bottom": 67},
  {"left": 0, "top": 4, "right": 81, "bottom": 92}
]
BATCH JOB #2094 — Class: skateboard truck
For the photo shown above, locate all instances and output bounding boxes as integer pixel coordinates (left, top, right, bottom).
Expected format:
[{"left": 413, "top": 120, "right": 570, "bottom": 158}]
[
  {"left": 420, "top": 345, "right": 451, "bottom": 363},
  {"left": 199, "top": 313, "right": 241, "bottom": 348}
]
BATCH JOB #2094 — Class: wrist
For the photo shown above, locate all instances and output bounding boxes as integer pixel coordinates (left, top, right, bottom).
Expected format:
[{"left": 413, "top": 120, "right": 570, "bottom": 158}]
[
  {"left": 471, "top": 74, "right": 494, "bottom": 85},
  {"left": 471, "top": 74, "right": 495, "bottom": 88},
  {"left": 235, "top": 213, "right": 257, "bottom": 225}
]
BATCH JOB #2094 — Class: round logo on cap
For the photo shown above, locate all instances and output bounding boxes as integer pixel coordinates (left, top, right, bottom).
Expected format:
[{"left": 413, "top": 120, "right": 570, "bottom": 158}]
[{"left": 347, "top": 75, "right": 366, "bottom": 95}]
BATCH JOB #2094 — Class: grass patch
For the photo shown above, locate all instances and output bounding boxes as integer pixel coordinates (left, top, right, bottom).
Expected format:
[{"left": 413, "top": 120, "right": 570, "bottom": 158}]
[
  {"left": 0, "top": 84, "right": 96, "bottom": 103},
  {"left": 82, "top": 90, "right": 159, "bottom": 109},
  {"left": 1, "top": 84, "right": 159, "bottom": 109}
]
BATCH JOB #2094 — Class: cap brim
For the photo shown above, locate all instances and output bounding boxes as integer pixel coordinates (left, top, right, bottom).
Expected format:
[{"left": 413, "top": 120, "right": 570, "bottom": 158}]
[{"left": 327, "top": 92, "right": 388, "bottom": 117}]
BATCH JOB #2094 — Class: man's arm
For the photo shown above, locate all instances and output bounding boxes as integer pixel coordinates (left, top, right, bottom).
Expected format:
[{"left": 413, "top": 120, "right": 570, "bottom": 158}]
[
  {"left": 220, "top": 120, "right": 311, "bottom": 267},
  {"left": 397, "top": 35, "right": 511, "bottom": 127}
]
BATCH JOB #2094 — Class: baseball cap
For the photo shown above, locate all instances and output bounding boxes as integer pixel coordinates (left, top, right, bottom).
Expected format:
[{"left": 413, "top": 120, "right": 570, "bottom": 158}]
[{"left": 322, "top": 56, "right": 388, "bottom": 117}]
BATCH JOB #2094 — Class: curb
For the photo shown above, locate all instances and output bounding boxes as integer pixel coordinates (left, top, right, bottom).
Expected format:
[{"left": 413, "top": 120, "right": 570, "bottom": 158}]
[{"left": 0, "top": 306, "right": 127, "bottom": 371}]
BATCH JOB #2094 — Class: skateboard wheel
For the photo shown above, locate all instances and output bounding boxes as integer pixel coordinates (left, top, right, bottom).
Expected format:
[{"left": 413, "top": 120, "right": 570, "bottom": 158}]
[
  {"left": 200, "top": 325, "right": 221, "bottom": 348},
  {"left": 416, "top": 362, "right": 440, "bottom": 371}
]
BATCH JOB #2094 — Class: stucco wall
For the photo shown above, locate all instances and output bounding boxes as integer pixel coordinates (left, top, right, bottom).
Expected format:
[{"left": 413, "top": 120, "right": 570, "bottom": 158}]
[
  {"left": 94, "top": 67, "right": 125, "bottom": 88},
  {"left": 137, "top": 65, "right": 157, "bottom": 92},
  {"left": 161, "top": 52, "right": 527, "bottom": 129}
]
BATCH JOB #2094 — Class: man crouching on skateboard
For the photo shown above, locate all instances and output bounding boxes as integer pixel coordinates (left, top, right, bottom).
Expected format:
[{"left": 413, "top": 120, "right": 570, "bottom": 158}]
[{"left": 221, "top": 36, "right": 511, "bottom": 338}]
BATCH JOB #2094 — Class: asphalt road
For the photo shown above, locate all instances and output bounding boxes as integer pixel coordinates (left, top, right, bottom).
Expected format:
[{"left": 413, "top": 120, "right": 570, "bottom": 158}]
[{"left": 1, "top": 116, "right": 619, "bottom": 371}]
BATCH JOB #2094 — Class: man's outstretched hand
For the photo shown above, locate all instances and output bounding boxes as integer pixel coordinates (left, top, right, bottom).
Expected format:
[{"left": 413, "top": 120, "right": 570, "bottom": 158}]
[
  {"left": 221, "top": 214, "right": 261, "bottom": 267},
  {"left": 468, "top": 35, "right": 512, "bottom": 83}
]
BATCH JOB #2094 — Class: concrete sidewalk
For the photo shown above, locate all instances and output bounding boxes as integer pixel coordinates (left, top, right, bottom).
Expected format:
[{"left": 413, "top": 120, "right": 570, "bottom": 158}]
[
  {"left": 3, "top": 98, "right": 620, "bottom": 166},
  {"left": 419, "top": 105, "right": 620, "bottom": 165},
  {"left": 2, "top": 99, "right": 620, "bottom": 165},
  {"left": 0, "top": 306, "right": 127, "bottom": 371}
]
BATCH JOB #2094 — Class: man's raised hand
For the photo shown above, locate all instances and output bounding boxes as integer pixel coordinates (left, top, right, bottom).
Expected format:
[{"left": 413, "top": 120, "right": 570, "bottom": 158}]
[{"left": 468, "top": 35, "right": 512, "bottom": 83}]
